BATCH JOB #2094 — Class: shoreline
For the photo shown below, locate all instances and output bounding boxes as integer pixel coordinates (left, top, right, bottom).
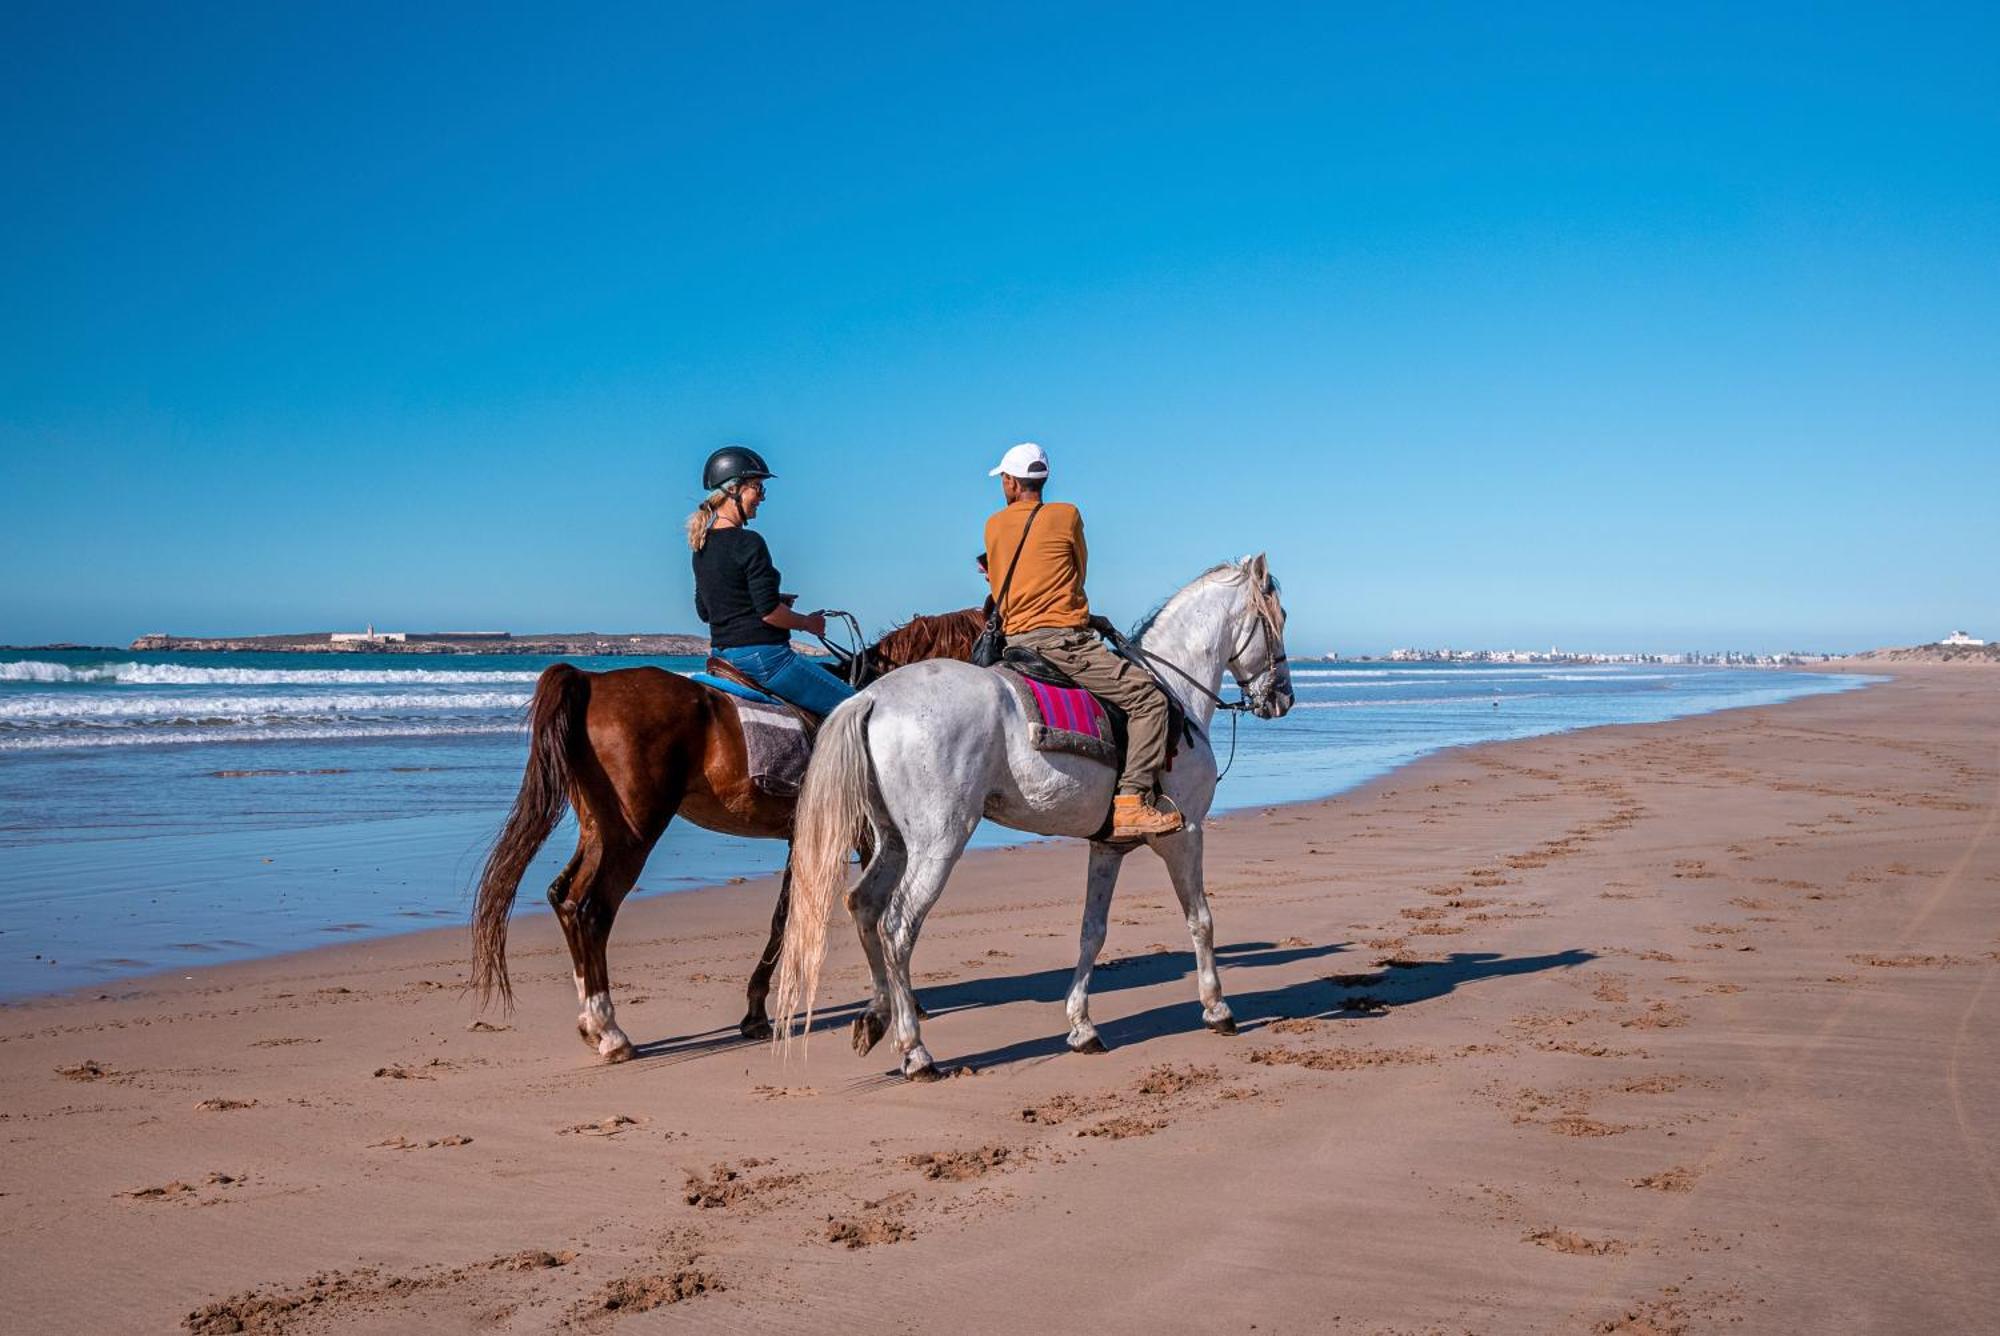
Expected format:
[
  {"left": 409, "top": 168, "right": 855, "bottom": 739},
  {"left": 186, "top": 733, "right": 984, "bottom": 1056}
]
[{"left": 3, "top": 668, "right": 1884, "bottom": 1010}]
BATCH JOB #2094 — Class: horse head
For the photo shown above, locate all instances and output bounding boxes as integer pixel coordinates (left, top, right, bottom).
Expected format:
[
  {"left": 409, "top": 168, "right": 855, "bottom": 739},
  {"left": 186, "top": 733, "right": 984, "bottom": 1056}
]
[{"left": 1228, "top": 553, "right": 1294, "bottom": 719}]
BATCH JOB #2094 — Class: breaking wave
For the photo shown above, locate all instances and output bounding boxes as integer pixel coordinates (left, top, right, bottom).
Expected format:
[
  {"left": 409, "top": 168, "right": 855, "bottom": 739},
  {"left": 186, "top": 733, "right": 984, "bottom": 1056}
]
[
  {"left": 0, "top": 660, "right": 547, "bottom": 686},
  {"left": 0, "top": 690, "right": 533, "bottom": 722},
  {"left": 0, "top": 719, "right": 526, "bottom": 752}
]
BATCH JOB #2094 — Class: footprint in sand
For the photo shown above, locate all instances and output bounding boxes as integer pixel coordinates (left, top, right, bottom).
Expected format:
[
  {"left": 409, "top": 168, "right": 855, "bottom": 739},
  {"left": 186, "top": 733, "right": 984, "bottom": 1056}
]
[
  {"left": 824, "top": 1214, "right": 913, "bottom": 1248},
  {"left": 369, "top": 1134, "right": 473, "bottom": 1151},
  {"left": 1247, "top": 1045, "right": 1437, "bottom": 1071},
  {"left": 373, "top": 1059, "right": 454, "bottom": 1080},
  {"left": 822, "top": 1193, "right": 918, "bottom": 1248},
  {"left": 1630, "top": 1166, "right": 1697, "bottom": 1193},
  {"left": 1075, "top": 1115, "right": 1166, "bottom": 1139},
  {"left": 56, "top": 1060, "right": 116, "bottom": 1082},
  {"left": 122, "top": 1172, "right": 245, "bottom": 1203},
  {"left": 587, "top": 1267, "right": 723, "bottom": 1314},
  {"left": 1524, "top": 1226, "right": 1630, "bottom": 1256},
  {"left": 905, "top": 1145, "right": 1024, "bottom": 1180},
  {"left": 558, "top": 1114, "right": 644, "bottom": 1137},
  {"left": 121, "top": 1181, "right": 196, "bottom": 1201},
  {"left": 1620, "top": 1003, "right": 1690, "bottom": 1030},
  {"left": 683, "top": 1160, "right": 804, "bottom": 1209}
]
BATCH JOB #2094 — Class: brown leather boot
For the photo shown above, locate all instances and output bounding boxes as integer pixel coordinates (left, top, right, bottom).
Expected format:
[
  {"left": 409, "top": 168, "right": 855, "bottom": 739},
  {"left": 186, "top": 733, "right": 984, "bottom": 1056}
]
[{"left": 1111, "top": 792, "right": 1183, "bottom": 839}]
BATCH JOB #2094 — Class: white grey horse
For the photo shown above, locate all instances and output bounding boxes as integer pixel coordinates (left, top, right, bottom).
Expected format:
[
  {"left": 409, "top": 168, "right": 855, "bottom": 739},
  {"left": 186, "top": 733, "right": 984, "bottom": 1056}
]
[{"left": 772, "top": 555, "right": 1294, "bottom": 1079}]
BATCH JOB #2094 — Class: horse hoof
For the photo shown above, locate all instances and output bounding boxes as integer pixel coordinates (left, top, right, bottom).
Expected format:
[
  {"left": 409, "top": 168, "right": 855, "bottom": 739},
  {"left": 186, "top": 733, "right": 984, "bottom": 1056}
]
[
  {"left": 1070, "top": 1034, "right": 1109, "bottom": 1055},
  {"left": 1206, "top": 1016, "right": 1239, "bottom": 1036},
  {"left": 600, "top": 1040, "right": 636, "bottom": 1064},
  {"left": 851, "top": 1013, "right": 886, "bottom": 1057},
  {"left": 904, "top": 1063, "right": 944, "bottom": 1083},
  {"left": 739, "top": 1016, "right": 774, "bottom": 1042}
]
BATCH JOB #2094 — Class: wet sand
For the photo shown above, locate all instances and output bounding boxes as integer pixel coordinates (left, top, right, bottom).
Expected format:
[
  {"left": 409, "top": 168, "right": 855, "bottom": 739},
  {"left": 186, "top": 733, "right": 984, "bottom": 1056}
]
[{"left": 2, "top": 666, "right": 1995, "bottom": 1333}]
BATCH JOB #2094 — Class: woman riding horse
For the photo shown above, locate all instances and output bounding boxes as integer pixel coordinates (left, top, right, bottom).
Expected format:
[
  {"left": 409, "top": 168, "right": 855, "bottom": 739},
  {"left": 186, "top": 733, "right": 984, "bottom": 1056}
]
[
  {"left": 468, "top": 447, "right": 984, "bottom": 1060},
  {"left": 690, "top": 446, "right": 855, "bottom": 718}
]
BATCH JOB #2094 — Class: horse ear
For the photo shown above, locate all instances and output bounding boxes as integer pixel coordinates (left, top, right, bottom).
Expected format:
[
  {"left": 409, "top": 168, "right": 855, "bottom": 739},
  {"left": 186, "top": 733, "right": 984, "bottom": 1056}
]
[{"left": 1244, "top": 552, "right": 1269, "bottom": 583}]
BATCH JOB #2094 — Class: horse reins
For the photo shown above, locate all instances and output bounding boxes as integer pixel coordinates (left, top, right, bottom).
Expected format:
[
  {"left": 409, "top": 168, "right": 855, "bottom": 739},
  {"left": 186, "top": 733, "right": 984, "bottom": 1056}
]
[{"left": 810, "top": 610, "right": 868, "bottom": 688}]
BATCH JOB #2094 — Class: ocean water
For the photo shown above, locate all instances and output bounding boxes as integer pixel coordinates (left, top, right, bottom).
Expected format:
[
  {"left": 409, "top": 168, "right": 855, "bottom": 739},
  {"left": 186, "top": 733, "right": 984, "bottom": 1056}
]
[{"left": 0, "top": 649, "right": 1877, "bottom": 999}]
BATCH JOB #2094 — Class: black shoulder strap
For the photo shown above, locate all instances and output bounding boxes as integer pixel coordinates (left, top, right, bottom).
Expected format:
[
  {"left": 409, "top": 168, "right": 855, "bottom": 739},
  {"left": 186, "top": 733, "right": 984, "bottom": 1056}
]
[{"left": 990, "top": 503, "right": 1044, "bottom": 622}]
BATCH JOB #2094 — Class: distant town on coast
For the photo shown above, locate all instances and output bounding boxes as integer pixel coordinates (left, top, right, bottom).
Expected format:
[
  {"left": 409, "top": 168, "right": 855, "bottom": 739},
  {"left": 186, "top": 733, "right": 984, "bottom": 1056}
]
[
  {"left": 1371, "top": 632, "right": 1992, "bottom": 667},
  {"left": 1376, "top": 646, "right": 1838, "bottom": 667}
]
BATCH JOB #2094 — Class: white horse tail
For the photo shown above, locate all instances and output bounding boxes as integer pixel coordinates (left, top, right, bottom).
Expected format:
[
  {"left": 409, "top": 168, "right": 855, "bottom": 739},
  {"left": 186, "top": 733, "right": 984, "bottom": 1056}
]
[{"left": 772, "top": 692, "right": 877, "bottom": 1052}]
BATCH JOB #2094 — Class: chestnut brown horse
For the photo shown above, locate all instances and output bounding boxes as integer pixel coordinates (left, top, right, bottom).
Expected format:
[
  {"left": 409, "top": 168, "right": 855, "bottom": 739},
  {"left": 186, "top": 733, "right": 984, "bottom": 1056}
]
[{"left": 470, "top": 609, "right": 981, "bottom": 1060}]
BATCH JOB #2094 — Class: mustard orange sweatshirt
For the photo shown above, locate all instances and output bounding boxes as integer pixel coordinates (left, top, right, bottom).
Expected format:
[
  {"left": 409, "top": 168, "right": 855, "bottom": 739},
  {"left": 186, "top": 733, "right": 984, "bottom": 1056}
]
[{"left": 984, "top": 498, "right": 1090, "bottom": 633}]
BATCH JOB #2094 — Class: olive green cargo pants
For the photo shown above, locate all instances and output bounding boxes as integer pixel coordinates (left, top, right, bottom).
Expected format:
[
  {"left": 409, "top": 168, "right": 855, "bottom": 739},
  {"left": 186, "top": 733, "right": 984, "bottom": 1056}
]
[{"left": 1008, "top": 626, "right": 1170, "bottom": 795}]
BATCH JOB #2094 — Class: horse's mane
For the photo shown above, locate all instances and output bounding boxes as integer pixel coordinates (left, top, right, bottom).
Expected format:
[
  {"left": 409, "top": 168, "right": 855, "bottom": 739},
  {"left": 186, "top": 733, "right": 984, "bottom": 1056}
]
[
  {"left": 1131, "top": 562, "right": 1240, "bottom": 642},
  {"left": 1130, "top": 559, "right": 1284, "bottom": 645},
  {"left": 868, "top": 607, "right": 985, "bottom": 671}
]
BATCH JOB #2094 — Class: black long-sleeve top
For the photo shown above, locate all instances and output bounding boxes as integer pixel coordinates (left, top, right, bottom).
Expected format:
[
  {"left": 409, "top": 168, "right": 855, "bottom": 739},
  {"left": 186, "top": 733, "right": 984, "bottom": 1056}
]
[{"left": 692, "top": 527, "right": 789, "bottom": 649}]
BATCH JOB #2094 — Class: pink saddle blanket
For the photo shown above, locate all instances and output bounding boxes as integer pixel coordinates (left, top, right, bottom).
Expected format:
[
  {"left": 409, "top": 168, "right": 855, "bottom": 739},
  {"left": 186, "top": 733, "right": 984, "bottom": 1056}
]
[
  {"left": 1025, "top": 677, "right": 1107, "bottom": 737},
  {"left": 998, "top": 669, "right": 1118, "bottom": 768}
]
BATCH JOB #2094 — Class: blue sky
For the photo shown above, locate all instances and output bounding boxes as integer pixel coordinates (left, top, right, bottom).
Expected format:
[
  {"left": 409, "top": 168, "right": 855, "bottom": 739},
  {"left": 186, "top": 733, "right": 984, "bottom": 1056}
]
[{"left": 2, "top": 3, "right": 1994, "bottom": 655}]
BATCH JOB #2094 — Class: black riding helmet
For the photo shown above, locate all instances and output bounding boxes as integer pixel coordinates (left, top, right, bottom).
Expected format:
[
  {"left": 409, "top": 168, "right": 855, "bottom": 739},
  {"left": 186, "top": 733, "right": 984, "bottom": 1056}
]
[{"left": 703, "top": 445, "right": 775, "bottom": 492}]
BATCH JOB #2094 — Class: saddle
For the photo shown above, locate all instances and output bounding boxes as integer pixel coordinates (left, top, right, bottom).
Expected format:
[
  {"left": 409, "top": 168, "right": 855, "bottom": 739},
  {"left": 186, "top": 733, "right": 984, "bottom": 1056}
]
[{"left": 703, "top": 656, "right": 823, "bottom": 739}]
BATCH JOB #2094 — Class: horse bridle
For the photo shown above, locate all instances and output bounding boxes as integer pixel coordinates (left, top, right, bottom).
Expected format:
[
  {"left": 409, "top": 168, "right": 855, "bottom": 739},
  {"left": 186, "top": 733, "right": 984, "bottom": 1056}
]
[{"left": 1098, "top": 579, "right": 1286, "bottom": 781}]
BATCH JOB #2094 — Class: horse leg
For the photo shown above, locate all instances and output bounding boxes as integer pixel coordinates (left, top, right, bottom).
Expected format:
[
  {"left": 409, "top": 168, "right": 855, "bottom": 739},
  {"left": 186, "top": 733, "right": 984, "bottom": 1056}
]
[
  {"left": 1157, "top": 826, "right": 1234, "bottom": 1034},
  {"left": 881, "top": 849, "right": 962, "bottom": 1080},
  {"left": 547, "top": 844, "right": 604, "bottom": 1051},
  {"left": 566, "top": 837, "right": 648, "bottom": 1063},
  {"left": 848, "top": 841, "right": 906, "bottom": 1057},
  {"left": 739, "top": 862, "right": 791, "bottom": 1041},
  {"left": 1066, "top": 842, "right": 1129, "bottom": 1053}
]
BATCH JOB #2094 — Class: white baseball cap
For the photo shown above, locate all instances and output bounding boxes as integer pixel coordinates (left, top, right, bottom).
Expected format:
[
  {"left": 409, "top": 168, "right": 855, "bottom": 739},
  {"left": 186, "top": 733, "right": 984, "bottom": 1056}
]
[{"left": 988, "top": 441, "right": 1050, "bottom": 480}]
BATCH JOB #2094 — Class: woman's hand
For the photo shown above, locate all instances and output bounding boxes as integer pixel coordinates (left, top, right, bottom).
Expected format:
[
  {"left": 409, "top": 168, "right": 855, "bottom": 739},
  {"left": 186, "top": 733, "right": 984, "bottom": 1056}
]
[{"left": 762, "top": 604, "right": 828, "bottom": 637}]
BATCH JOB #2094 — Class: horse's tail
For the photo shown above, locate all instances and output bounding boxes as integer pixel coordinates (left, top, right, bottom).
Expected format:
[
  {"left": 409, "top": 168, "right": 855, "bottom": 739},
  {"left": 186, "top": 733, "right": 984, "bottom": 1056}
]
[
  {"left": 472, "top": 664, "right": 588, "bottom": 1010},
  {"left": 771, "top": 691, "right": 878, "bottom": 1051}
]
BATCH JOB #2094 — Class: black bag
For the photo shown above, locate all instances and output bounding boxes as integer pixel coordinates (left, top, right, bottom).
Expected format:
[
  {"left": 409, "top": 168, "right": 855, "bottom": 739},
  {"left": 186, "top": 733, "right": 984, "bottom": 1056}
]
[{"left": 971, "top": 503, "right": 1043, "bottom": 667}]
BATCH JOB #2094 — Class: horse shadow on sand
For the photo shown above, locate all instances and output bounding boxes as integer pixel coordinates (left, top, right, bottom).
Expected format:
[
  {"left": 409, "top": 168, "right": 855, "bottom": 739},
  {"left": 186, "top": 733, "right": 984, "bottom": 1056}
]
[{"left": 628, "top": 940, "right": 1594, "bottom": 1075}]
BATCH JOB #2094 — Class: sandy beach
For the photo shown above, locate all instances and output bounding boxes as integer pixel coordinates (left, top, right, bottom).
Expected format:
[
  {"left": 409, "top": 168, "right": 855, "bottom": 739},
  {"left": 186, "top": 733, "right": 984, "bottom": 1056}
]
[{"left": 2, "top": 666, "right": 1994, "bottom": 1334}]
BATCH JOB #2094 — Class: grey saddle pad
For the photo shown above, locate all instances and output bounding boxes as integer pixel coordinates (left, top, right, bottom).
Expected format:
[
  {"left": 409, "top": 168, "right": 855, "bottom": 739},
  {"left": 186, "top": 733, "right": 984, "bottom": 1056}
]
[{"left": 735, "top": 698, "right": 811, "bottom": 797}]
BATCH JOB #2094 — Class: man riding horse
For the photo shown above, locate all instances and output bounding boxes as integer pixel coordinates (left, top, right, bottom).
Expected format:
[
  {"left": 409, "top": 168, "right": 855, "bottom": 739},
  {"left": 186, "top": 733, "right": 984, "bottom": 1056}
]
[{"left": 983, "top": 442, "right": 1183, "bottom": 840}]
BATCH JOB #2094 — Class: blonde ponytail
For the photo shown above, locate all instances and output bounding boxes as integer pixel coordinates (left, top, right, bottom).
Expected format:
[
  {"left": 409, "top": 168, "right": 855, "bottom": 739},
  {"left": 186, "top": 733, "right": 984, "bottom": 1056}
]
[{"left": 685, "top": 487, "right": 730, "bottom": 551}]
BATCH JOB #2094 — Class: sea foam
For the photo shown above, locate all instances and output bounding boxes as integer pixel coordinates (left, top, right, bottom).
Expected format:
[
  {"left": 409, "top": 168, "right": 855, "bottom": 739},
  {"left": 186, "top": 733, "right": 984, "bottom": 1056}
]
[
  {"left": 0, "top": 690, "right": 534, "bottom": 722},
  {"left": 0, "top": 660, "right": 547, "bottom": 687}
]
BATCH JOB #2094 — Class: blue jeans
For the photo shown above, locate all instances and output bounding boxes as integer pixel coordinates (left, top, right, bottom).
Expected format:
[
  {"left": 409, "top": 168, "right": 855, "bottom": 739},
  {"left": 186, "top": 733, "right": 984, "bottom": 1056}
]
[{"left": 715, "top": 643, "right": 857, "bottom": 717}]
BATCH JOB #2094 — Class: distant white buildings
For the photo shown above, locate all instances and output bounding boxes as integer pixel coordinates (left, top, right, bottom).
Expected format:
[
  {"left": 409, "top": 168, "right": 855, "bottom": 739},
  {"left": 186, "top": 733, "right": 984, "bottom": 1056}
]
[
  {"left": 1940, "top": 630, "right": 1986, "bottom": 647},
  {"left": 331, "top": 623, "right": 407, "bottom": 644},
  {"left": 1384, "top": 646, "right": 1833, "bottom": 666}
]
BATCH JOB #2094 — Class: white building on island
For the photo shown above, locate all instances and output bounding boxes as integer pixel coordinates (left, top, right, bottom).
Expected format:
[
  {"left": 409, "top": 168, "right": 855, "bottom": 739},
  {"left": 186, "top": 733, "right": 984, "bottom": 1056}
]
[
  {"left": 1939, "top": 630, "right": 1985, "bottom": 647},
  {"left": 331, "top": 623, "right": 407, "bottom": 644}
]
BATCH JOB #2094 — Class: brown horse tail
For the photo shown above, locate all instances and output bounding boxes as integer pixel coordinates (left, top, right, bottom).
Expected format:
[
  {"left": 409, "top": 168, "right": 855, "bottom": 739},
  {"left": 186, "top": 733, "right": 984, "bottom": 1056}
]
[
  {"left": 771, "top": 692, "right": 877, "bottom": 1052},
  {"left": 472, "top": 663, "right": 588, "bottom": 1010}
]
